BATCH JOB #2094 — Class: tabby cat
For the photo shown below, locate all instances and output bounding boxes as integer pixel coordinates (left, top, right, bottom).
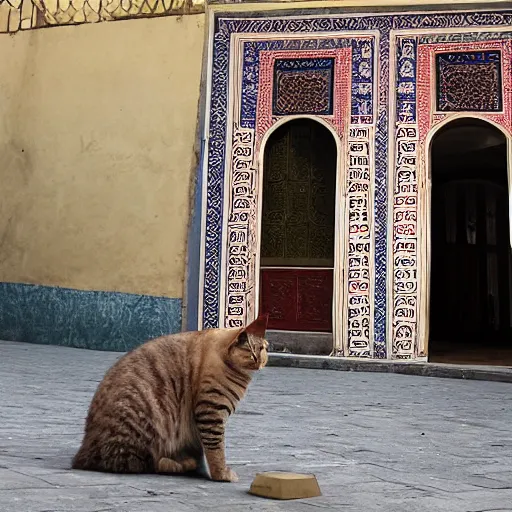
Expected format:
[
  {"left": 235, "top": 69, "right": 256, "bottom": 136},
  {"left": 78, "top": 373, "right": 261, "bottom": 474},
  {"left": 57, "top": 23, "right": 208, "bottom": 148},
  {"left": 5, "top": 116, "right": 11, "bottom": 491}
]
[{"left": 72, "top": 315, "right": 269, "bottom": 482}]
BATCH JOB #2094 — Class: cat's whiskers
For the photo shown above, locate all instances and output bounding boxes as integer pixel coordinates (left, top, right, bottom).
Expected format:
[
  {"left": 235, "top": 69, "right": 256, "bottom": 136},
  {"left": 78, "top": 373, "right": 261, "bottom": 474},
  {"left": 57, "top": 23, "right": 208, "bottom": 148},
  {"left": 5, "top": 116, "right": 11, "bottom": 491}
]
[{"left": 247, "top": 338, "right": 258, "bottom": 362}]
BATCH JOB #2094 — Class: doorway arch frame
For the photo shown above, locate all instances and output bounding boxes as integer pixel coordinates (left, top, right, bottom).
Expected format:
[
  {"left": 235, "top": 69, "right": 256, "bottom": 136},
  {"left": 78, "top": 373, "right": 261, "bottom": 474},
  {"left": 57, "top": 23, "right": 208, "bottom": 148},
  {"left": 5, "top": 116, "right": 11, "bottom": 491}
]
[
  {"left": 418, "top": 113, "right": 512, "bottom": 359},
  {"left": 255, "top": 115, "right": 347, "bottom": 355}
]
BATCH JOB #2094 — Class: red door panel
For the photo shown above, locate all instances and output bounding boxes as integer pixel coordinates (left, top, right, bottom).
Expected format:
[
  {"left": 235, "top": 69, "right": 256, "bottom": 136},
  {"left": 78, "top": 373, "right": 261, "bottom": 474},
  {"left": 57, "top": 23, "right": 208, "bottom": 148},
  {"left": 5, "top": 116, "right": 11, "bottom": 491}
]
[{"left": 260, "top": 269, "right": 333, "bottom": 332}]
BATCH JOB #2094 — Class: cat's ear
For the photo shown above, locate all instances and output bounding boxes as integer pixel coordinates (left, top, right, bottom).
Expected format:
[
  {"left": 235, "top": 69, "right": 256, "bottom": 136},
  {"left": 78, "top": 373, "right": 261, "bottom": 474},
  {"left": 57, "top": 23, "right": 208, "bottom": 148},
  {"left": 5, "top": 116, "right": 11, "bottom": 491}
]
[
  {"left": 227, "top": 314, "right": 269, "bottom": 348},
  {"left": 225, "top": 327, "right": 245, "bottom": 348},
  {"left": 244, "top": 313, "right": 269, "bottom": 339}
]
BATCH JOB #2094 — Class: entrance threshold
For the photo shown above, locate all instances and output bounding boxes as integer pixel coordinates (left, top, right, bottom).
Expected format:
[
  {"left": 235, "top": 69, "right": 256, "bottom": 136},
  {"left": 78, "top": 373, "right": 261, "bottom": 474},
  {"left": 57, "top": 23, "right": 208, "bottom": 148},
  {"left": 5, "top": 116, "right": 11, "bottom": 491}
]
[
  {"left": 429, "top": 345, "right": 512, "bottom": 366},
  {"left": 268, "top": 353, "right": 512, "bottom": 384},
  {"left": 267, "top": 330, "right": 332, "bottom": 356}
]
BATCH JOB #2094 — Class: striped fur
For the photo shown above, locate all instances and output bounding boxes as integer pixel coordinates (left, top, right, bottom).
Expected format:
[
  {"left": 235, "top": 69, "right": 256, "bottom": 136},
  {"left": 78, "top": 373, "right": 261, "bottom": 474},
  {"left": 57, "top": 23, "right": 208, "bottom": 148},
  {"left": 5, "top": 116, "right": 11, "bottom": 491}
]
[{"left": 72, "top": 316, "right": 269, "bottom": 482}]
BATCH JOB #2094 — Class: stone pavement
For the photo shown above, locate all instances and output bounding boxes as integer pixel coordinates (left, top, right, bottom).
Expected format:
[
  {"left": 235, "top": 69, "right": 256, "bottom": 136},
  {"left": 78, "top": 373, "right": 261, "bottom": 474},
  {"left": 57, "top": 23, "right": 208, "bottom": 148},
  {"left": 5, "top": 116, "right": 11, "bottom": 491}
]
[{"left": 1, "top": 340, "right": 512, "bottom": 512}]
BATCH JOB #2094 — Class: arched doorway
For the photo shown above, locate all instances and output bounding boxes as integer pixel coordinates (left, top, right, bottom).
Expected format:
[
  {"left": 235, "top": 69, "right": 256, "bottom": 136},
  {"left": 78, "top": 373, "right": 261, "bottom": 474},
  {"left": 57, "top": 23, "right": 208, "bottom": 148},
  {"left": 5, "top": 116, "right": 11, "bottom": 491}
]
[
  {"left": 259, "top": 119, "right": 337, "bottom": 354},
  {"left": 428, "top": 118, "right": 512, "bottom": 365}
]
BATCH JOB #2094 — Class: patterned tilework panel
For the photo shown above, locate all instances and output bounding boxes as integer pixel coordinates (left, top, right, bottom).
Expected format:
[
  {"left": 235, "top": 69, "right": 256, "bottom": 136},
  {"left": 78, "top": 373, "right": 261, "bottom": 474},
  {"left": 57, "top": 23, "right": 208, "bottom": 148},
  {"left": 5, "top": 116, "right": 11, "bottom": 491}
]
[
  {"left": 436, "top": 51, "right": 503, "bottom": 112},
  {"left": 273, "top": 58, "right": 335, "bottom": 116},
  {"left": 351, "top": 39, "right": 374, "bottom": 124},
  {"left": 396, "top": 38, "right": 417, "bottom": 124},
  {"left": 417, "top": 40, "right": 512, "bottom": 141},
  {"left": 240, "top": 39, "right": 352, "bottom": 129},
  {"left": 0, "top": 282, "right": 182, "bottom": 352}
]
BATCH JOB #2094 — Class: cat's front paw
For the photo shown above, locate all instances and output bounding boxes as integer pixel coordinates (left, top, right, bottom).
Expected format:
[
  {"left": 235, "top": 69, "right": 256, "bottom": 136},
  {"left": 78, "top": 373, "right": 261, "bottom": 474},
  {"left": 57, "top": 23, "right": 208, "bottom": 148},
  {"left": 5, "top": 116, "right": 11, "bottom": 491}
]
[
  {"left": 225, "top": 468, "right": 239, "bottom": 482},
  {"left": 212, "top": 467, "right": 239, "bottom": 482}
]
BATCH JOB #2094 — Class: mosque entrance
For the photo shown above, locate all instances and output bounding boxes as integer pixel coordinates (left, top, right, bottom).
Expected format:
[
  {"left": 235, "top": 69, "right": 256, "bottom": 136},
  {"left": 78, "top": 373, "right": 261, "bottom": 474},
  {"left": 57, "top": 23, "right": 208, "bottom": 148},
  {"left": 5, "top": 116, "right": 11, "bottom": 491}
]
[
  {"left": 428, "top": 118, "right": 512, "bottom": 365},
  {"left": 259, "top": 119, "right": 337, "bottom": 354}
]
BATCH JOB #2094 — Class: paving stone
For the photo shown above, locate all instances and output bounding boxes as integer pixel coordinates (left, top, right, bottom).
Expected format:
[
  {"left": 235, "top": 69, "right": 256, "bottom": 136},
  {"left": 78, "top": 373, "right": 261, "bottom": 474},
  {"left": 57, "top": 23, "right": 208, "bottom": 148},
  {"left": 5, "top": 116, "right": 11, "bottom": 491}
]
[
  {"left": 2, "top": 340, "right": 512, "bottom": 511},
  {"left": 0, "top": 467, "right": 54, "bottom": 490}
]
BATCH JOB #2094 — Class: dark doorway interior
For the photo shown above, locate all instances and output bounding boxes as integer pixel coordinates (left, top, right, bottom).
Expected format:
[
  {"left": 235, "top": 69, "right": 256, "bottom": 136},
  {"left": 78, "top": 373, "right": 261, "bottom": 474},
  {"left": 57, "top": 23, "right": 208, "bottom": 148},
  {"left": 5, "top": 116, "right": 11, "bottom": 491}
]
[
  {"left": 259, "top": 119, "right": 337, "bottom": 353},
  {"left": 429, "top": 118, "right": 512, "bottom": 365}
]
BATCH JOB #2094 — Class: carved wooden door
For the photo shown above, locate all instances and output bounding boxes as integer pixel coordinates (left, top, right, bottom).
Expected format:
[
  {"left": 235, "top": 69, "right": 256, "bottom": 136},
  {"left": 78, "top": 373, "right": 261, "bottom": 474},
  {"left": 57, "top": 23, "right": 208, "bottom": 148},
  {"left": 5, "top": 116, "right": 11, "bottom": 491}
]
[{"left": 259, "top": 120, "right": 337, "bottom": 332}]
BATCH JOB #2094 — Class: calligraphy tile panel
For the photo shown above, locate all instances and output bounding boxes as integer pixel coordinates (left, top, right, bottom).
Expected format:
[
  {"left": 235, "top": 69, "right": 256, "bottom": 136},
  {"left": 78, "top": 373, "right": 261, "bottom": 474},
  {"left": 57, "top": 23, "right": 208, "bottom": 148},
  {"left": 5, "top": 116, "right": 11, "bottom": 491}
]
[{"left": 346, "top": 126, "right": 373, "bottom": 357}]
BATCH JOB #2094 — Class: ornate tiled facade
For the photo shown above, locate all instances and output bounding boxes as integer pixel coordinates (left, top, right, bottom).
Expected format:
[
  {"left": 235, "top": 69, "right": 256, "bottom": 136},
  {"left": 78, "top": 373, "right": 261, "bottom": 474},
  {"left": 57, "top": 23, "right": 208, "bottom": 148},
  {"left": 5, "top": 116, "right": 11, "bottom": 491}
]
[
  {"left": 5, "top": 0, "right": 511, "bottom": 360},
  {"left": 197, "top": 8, "right": 512, "bottom": 360}
]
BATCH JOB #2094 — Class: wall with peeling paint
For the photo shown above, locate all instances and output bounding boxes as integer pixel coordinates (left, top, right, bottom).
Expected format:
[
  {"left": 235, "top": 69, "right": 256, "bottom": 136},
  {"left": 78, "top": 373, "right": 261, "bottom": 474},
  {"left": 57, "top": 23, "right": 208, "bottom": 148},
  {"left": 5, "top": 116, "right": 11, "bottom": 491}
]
[{"left": 0, "top": 13, "right": 205, "bottom": 300}]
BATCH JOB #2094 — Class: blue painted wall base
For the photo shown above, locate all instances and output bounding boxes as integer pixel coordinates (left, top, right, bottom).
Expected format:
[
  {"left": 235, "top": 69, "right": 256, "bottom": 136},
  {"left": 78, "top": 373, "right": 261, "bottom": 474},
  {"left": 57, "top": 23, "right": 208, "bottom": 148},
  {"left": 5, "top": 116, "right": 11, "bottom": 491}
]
[{"left": 0, "top": 282, "right": 182, "bottom": 352}]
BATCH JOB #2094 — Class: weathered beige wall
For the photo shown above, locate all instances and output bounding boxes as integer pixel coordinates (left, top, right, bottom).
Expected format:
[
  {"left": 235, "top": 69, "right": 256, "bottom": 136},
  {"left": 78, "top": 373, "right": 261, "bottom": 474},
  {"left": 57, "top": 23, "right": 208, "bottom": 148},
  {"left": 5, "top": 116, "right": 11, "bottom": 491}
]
[{"left": 0, "top": 13, "right": 204, "bottom": 298}]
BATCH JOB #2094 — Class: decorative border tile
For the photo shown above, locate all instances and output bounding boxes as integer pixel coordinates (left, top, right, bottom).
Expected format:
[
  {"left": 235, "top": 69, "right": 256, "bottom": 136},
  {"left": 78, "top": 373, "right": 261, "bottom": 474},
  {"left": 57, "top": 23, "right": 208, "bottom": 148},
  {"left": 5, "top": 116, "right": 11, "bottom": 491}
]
[
  {"left": 223, "top": 123, "right": 258, "bottom": 328},
  {"left": 391, "top": 124, "right": 419, "bottom": 359},
  {"left": 351, "top": 39, "right": 375, "bottom": 125},
  {"left": 396, "top": 37, "right": 417, "bottom": 124},
  {"left": 346, "top": 125, "right": 374, "bottom": 357}
]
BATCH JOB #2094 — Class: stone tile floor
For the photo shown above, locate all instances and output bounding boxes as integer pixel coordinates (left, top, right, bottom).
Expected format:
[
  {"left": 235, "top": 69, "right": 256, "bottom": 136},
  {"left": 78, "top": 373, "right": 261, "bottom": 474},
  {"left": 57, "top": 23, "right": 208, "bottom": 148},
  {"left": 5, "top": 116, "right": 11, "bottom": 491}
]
[{"left": 1, "top": 340, "right": 512, "bottom": 511}]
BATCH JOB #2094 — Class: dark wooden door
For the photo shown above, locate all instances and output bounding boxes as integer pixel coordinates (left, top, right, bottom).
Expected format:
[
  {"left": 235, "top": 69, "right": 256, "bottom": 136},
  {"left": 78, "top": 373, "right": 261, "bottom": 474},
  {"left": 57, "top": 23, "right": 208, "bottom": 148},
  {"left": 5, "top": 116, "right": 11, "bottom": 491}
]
[{"left": 259, "top": 119, "right": 337, "bottom": 332}]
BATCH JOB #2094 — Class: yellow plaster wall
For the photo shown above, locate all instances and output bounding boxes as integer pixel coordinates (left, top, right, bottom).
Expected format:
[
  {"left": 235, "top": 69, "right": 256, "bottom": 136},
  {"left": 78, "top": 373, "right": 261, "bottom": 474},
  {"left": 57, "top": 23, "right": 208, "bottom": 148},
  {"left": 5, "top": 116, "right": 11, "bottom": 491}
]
[{"left": 0, "top": 13, "right": 205, "bottom": 298}]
